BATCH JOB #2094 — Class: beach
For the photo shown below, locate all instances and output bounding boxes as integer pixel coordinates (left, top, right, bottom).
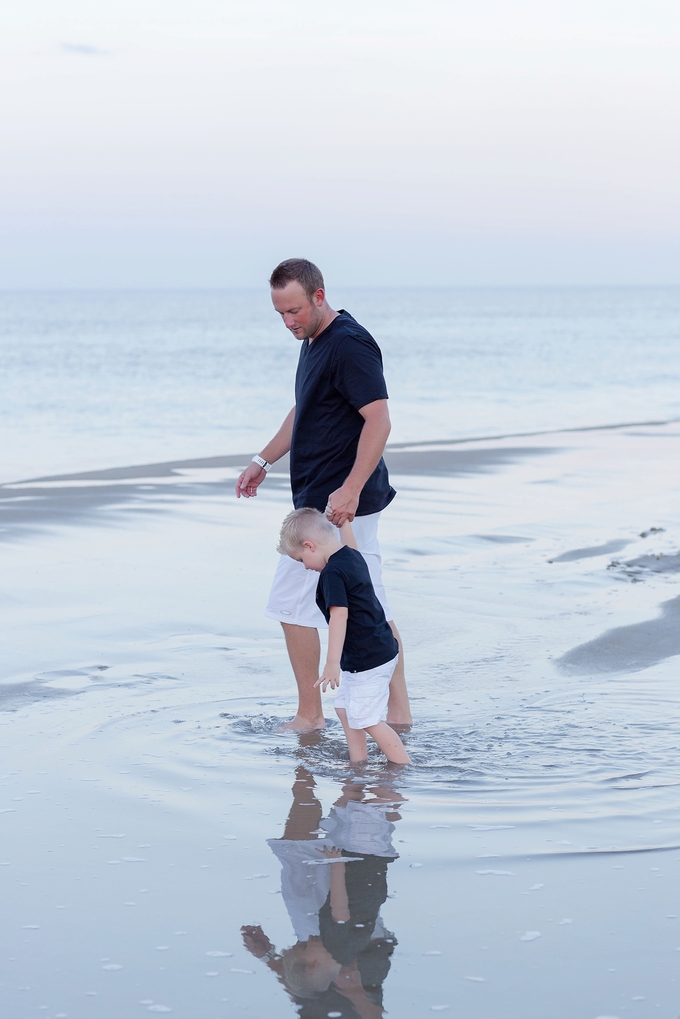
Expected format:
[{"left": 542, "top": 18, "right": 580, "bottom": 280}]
[
  {"left": 3, "top": 419, "right": 680, "bottom": 1017},
  {"left": 4, "top": 0, "right": 680, "bottom": 1003}
]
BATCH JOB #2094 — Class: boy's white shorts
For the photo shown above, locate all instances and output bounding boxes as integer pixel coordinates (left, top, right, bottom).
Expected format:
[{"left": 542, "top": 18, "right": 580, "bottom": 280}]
[
  {"left": 265, "top": 511, "right": 392, "bottom": 628},
  {"left": 334, "top": 654, "right": 399, "bottom": 730}
]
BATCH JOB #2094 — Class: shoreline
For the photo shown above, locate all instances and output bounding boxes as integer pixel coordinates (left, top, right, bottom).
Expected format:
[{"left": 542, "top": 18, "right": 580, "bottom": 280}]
[
  {"left": 4, "top": 414, "right": 679, "bottom": 487},
  {"left": 2, "top": 417, "right": 680, "bottom": 1015}
]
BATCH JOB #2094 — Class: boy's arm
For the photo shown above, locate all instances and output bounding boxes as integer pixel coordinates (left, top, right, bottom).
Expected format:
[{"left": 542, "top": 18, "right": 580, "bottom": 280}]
[
  {"left": 315, "top": 606, "right": 348, "bottom": 691},
  {"left": 338, "top": 519, "right": 358, "bottom": 550},
  {"left": 328, "top": 858, "right": 351, "bottom": 923}
]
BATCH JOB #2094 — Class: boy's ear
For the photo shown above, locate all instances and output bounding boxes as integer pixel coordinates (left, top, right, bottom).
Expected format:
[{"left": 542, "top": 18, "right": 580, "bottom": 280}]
[{"left": 302, "top": 539, "right": 316, "bottom": 551}]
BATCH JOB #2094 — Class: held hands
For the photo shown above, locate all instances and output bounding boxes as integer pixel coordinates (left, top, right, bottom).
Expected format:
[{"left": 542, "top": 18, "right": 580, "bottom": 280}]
[
  {"left": 235, "top": 462, "right": 266, "bottom": 499},
  {"left": 325, "top": 484, "right": 360, "bottom": 527},
  {"left": 314, "top": 661, "right": 341, "bottom": 692}
]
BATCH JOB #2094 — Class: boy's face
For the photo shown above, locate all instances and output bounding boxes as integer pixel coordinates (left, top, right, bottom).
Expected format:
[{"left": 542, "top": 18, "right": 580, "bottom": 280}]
[{"left": 293, "top": 539, "right": 327, "bottom": 573}]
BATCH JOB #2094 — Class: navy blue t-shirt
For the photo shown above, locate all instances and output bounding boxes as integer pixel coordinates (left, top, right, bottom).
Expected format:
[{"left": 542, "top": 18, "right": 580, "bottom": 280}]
[
  {"left": 291, "top": 310, "right": 396, "bottom": 516},
  {"left": 316, "top": 546, "right": 399, "bottom": 673},
  {"left": 319, "top": 852, "right": 394, "bottom": 965}
]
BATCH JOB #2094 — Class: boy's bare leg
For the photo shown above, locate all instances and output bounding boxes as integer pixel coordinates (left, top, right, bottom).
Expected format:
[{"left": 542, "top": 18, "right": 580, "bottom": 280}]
[
  {"left": 278, "top": 623, "right": 326, "bottom": 732},
  {"left": 386, "top": 621, "right": 412, "bottom": 727},
  {"left": 365, "top": 721, "right": 411, "bottom": 765},
  {"left": 335, "top": 708, "right": 368, "bottom": 762}
]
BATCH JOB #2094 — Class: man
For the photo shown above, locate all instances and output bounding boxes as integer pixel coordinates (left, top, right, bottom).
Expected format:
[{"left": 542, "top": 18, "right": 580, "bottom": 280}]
[{"left": 235, "top": 258, "right": 411, "bottom": 732}]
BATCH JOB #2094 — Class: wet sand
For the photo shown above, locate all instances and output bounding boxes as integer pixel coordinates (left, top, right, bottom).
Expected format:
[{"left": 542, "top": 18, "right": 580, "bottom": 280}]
[{"left": 2, "top": 422, "right": 680, "bottom": 1017}]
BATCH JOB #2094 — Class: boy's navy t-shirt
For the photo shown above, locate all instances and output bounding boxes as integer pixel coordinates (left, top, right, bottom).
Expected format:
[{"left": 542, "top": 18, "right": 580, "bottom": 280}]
[
  {"left": 316, "top": 546, "right": 399, "bottom": 673},
  {"left": 291, "top": 310, "right": 396, "bottom": 516}
]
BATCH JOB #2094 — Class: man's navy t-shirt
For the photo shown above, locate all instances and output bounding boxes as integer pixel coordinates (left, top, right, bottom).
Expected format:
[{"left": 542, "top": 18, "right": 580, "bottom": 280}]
[
  {"left": 316, "top": 546, "right": 399, "bottom": 674},
  {"left": 291, "top": 310, "right": 396, "bottom": 516}
]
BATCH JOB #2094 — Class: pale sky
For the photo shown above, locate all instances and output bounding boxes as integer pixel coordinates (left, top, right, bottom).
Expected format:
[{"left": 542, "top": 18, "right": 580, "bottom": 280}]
[{"left": 2, "top": 0, "right": 679, "bottom": 286}]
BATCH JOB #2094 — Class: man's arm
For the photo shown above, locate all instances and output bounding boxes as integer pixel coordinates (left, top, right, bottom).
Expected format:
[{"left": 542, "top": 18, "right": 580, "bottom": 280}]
[
  {"left": 326, "top": 399, "right": 391, "bottom": 526},
  {"left": 235, "top": 406, "right": 295, "bottom": 499},
  {"left": 241, "top": 925, "right": 284, "bottom": 974}
]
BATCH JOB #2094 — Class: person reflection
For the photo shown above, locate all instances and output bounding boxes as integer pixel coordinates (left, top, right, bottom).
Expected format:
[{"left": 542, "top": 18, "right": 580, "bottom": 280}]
[{"left": 242, "top": 765, "right": 404, "bottom": 1018}]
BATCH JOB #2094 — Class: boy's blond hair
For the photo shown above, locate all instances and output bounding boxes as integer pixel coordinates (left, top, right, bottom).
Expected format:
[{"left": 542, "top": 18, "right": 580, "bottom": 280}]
[{"left": 277, "top": 507, "right": 335, "bottom": 556}]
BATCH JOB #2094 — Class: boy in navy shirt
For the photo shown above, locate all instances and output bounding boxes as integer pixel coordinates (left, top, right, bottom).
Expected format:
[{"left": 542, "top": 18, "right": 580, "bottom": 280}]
[{"left": 277, "top": 508, "right": 411, "bottom": 765}]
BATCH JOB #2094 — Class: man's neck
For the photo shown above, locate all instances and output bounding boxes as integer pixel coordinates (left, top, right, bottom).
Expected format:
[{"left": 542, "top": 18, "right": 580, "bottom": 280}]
[{"left": 308, "top": 305, "right": 340, "bottom": 343}]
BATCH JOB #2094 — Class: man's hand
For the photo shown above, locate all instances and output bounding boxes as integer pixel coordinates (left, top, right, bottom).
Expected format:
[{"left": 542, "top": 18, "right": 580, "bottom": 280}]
[
  {"left": 241, "top": 925, "right": 273, "bottom": 958},
  {"left": 235, "top": 463, "right": 266, "bottom": 499},
  {"left": 315, "top": 661, "right": 341, "bottom": 692},
  {"left": 326, "top": 484, "right": 360, "bottom": 527},
  {"left": 235, "top": 407, "right": 295, "bottom": 500},
  {"left": 325, "top": 400, "right": 391, "bottom": 525}
]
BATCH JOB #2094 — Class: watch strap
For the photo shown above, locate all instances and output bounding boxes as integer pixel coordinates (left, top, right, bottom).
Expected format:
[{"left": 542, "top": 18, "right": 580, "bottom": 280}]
[{"left": 252, "top": 455, "right": 272, "bottom": 473}]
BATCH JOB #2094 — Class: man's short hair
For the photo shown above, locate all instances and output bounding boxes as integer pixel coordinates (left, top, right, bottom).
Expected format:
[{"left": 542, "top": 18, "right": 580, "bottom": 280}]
[
  {"left": 277, "top": 507, "right": 335, "bottom": 556},
  {"left": 269, "top": 258, "right": 325, "bottom": 301}
]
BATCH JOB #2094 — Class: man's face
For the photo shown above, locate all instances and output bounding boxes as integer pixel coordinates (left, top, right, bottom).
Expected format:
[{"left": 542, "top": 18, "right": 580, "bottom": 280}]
[{"left": 271, "top": 281, "right": 325, "bottom": 340}]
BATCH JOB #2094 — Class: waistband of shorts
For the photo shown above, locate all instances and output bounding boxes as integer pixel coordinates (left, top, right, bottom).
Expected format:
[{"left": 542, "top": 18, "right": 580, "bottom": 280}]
[{"left": 344, "top": 652, "right": 399, "bottom": 675}]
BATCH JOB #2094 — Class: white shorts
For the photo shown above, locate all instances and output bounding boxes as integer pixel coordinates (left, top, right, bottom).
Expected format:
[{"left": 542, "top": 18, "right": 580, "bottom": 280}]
[
  {"left": 334, "top": 654, "right": 399, "bottom": 730},
  {"left": 265, "top": 511, "right": 392, "bottom": 628},
  {"left": 266, "top": 838, "right": 331, "bottom": 941}
]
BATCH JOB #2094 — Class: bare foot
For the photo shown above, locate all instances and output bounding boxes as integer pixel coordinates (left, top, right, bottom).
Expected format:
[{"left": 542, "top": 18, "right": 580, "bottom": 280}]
[{"left": 276, "top": 714, "right": 326, "bottom": 733}]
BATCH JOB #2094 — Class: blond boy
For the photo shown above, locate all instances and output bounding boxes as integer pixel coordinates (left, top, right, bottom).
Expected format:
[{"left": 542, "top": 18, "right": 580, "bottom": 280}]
[{"left": 277, "top": 508, "right": 410, "bottom": 765}]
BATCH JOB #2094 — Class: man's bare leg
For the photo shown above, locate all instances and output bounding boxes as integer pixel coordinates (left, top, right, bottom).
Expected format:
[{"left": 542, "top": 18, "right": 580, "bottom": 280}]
[
  {"left": 386, "top": 621, "right": 412, "bottom": 727},
  {"left": 281, "top": 766, "right": 323, "bottom": 838},
  {"left": 278, "top": 622, "right": 326, "bottom": 732}
]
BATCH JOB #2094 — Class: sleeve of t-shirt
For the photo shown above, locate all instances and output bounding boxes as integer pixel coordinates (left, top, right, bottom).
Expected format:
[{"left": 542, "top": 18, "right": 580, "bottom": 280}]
[
  {"left": 332, "top": 334, "right": 389, "bottom": 411},
  {"left": 319, "top": 566, "right": 349, "bottom": 610}
]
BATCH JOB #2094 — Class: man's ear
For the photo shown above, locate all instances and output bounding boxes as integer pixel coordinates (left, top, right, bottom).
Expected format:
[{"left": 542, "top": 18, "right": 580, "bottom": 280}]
[{"left": 313, "top": 288, "right": 325, "bottom": 308}]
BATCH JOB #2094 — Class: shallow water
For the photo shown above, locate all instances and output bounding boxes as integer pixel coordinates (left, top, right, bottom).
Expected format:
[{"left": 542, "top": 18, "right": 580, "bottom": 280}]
[
  {"left": 4, "top": 684, "right": 680, "bottom": 1018},
  {"left": 3, "top": 425, "right": 680, "bottom": 1016}
]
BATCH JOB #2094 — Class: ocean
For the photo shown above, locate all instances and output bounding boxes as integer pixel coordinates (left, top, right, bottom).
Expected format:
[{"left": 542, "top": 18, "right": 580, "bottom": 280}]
[
  {"left": 2, "top": 286, "right": 679, "bottom": 483},
  {"left": 3, "top": 286, "right": 680, "bottom": 1017}
]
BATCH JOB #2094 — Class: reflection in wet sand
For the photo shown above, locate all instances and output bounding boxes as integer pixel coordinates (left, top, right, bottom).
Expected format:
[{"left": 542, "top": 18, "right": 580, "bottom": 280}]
[
  {"left": 243, "top": 767, "right": 402, "bottom": 1018},
  {"left": 5, "top": 423, "right": 680, "bottom": 1015}
]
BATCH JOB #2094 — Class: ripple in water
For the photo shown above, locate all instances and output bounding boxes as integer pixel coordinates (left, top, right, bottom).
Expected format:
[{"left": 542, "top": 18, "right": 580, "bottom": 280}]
[{"left": 96, "top": 673, "right": 680, "bottom": 860}]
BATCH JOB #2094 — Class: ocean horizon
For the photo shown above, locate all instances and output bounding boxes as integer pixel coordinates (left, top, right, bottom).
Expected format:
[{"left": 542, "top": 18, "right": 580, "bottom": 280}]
[{"left": 2, "top": 285, "right": 679, "bottom": 483}]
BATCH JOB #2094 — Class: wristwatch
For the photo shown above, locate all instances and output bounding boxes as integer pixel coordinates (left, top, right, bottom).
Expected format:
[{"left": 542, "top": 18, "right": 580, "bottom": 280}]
[{"left": 252, "top": 455, "right": 273, "bottom": 473}]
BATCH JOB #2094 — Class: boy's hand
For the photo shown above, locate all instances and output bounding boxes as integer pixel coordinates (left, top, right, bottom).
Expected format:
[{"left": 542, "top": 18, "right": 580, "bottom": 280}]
[
  {"left": 316, "top": 844, "right": 343, "bottom": 860},
  {"left": 315, "top": 662, "right": 341, "bottom": 691}
]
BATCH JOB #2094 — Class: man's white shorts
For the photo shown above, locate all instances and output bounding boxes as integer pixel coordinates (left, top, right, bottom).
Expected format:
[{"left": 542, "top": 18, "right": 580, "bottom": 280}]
[
  {"left": 334, "top": 654, "right": 399, "bottom": 730},
  {"left": 265, "top": 511, "right": 392, "bottom": 628}
]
